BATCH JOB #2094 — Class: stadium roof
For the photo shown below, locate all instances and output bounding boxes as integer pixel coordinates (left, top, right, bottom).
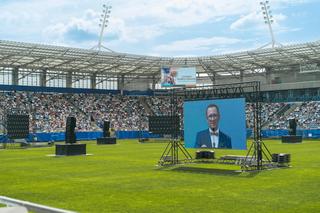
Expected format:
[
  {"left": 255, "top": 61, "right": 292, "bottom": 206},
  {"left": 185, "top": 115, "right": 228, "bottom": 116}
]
[{"left": 0, "top": 39, "right": 320, "bottom": 81}]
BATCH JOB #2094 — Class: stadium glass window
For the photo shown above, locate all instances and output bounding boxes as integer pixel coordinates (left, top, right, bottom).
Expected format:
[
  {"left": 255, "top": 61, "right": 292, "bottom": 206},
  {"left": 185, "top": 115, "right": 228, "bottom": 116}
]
[
  {"left": 47, "top": 78, "right": 67, "bottom": 88},
  {"left": 18, "top": 69, "right": 40, "bottom": 86},
  {"left": 96, "top": 76, "right": 118, "bottom": 90},
  {"left": 72, "top": 74, "right": 91, "bottom": 89},
  {"left": 0, "top": 67, "right": 12, "bottom": 85},
  {"left": 46, "top": 71, "right": 67, "bottom": 88}
]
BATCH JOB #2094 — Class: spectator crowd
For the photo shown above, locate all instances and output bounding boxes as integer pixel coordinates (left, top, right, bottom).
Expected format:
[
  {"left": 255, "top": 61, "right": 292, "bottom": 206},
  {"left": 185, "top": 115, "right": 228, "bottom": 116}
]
[{"left": 1, "top": 91, "right": 320, "bottom": 132}]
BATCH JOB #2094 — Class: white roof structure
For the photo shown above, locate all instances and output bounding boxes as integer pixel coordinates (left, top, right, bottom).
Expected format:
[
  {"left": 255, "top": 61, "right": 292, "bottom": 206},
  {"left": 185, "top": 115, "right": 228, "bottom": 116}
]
[{"left": 0, "top": 39, "right": 320, "bottom": 82}]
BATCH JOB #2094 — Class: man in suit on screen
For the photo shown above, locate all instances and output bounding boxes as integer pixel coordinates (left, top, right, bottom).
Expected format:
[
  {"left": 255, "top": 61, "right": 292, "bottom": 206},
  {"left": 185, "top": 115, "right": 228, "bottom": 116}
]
[{"left": 195, "top": 104, "right": 232, "bottom": 149}]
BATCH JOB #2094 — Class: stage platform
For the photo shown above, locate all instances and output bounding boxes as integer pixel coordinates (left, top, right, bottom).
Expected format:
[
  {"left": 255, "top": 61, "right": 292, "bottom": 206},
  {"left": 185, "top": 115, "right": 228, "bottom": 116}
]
[{"left": 193, "top": 155, "right": 276, "bottom": 167}]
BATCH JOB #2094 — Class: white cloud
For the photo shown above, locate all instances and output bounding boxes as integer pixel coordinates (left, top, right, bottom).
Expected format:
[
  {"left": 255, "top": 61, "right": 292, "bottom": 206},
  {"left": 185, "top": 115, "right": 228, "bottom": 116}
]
[
  {"left": 30, "top": 0, "right": 260, "bottom": 46},
  {"left": 42, "top": 9, "right": 100, "bottom": 39},
  {"left": 40, "top": 2, "right": 167, "bottom": 44},
  {"left": 230, "top": 10, "right": 288, "bottom": 33},
  {"left": 107, "top": 18, "right": 164, "bottom": 43},
  {"left": 154, "top": 36, "right": 242, "bottom": 52},
  {"left": 211, "top": 46, "right": 261, "bottom": 55},
  {"left": 230, "top": 12, "right": 262, "bottom": 30},
  {"left": 114, "top": 0, "right": 258, "bottom": 28},
  {"left": 0, "top": 0, "right": 317, "bottom": 55},
  {"left": 0, "top": 0, "right": 304, "bottom": 43}
]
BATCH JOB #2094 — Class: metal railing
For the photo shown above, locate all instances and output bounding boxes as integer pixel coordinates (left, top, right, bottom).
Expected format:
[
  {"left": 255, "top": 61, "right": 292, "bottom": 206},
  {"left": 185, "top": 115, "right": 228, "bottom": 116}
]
[{"left": 0, "top": 196, "right": 77, "bottom": 213}]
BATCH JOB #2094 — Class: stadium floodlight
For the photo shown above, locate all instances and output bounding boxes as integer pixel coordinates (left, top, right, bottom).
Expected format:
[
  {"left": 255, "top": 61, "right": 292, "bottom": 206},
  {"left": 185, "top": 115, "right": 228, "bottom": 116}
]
[
  {"left": 260, "top": 0, "right": 277, "bottom": 48},
  {"left": 93, "top": 2, "right": 113, "bottom": 52}
]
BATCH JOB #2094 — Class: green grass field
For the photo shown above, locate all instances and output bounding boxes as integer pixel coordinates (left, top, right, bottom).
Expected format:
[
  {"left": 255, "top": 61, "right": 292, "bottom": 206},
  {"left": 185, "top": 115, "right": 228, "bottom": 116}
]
[{"left": 0, "top": 139, "right": 320, "bottom": 213}]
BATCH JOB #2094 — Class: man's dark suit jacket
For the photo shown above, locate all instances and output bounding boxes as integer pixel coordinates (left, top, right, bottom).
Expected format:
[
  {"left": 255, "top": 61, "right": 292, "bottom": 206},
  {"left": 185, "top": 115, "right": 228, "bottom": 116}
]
[{"left": 195, "top": 129, "right": 232, "bottom": 149}]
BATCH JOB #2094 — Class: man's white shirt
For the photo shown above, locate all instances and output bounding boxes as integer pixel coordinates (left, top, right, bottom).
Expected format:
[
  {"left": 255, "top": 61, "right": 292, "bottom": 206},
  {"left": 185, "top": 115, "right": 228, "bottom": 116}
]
[{"left": 209, "top": 128, "right": 219, "bottom": 148}]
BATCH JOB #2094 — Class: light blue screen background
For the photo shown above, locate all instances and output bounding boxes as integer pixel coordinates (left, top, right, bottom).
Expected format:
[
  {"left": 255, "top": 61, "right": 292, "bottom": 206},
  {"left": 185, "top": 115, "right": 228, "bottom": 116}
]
[
  {"left": 176, "top": 67, "right": 196, "bottom": 85},
  {"left": 184, "top": 98, "right": 246, "bottom": 150}
]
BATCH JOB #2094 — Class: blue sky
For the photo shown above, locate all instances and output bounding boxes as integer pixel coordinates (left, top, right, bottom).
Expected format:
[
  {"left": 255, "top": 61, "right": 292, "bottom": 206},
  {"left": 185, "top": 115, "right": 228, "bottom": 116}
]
[{"left": 0, "top": 0, "right": 319, "bottom": 57}]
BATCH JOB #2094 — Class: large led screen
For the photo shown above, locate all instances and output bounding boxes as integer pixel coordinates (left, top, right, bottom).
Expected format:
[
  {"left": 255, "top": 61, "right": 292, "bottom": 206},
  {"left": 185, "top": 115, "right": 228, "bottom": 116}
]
[
  {"left": 184, "top": 98, "right": 246, "bottom": 150},
  {"left": 161, "top": 67, "right": 196, "bottom": 87}
]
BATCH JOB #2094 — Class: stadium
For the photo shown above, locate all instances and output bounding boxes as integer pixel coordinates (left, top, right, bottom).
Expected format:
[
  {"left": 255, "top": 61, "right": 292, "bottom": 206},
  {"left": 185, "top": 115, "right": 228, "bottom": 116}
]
[{"left": 0, "top": 1, "right": 320, "bottom": 213}]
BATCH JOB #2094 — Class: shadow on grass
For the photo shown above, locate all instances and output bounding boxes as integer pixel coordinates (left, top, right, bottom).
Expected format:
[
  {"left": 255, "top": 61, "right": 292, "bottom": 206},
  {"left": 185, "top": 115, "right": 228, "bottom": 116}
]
[{"left": 163, "top": 166, "right": 259, "bottom": 178}]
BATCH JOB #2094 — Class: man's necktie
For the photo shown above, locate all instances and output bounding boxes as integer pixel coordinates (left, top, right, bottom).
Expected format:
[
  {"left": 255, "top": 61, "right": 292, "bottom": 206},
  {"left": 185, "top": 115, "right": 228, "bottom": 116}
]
[{"left": 210, "top": 131, "right": 218, "bottom": 148}]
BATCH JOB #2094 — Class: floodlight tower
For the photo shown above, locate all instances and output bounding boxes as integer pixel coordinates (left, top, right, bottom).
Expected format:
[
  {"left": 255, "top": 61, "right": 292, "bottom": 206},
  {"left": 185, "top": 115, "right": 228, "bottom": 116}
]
[
  {"left": 260, "top": 1, "right": 278, "bottom": 48},
  {"left": 92, "top": 3, "right": 113, "bottom": 52}
]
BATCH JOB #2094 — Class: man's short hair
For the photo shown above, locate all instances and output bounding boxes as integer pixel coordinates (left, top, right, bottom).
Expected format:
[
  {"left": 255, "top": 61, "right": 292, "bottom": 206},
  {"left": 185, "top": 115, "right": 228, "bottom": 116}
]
[{"left": 206, "top": 104, "right": 220, "bottom": 117}]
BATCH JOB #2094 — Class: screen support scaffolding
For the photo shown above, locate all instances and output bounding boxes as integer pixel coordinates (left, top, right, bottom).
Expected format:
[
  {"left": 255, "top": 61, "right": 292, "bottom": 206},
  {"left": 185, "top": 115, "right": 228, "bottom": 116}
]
[
  {"left": 157, "top": 81, "right": 272, "bottom": 171},
  {"left": 158, "top": 89, "right": 193, "bottom": 166}
]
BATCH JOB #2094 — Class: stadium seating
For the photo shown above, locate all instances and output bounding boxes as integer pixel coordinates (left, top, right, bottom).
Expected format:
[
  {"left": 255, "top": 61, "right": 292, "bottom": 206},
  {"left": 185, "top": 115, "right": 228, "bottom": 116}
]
[{"left": 1, "top": 91, "right": 320, "bottom": 132}]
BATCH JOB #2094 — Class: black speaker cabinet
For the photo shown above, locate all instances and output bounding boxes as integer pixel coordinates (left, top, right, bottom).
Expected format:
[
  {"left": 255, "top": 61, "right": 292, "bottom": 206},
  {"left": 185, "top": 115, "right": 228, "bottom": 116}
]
[
  {"left": 148, "top": 115, "right": 180, "bottom": 135},
  {"left": 6, "top": 114, "right": 29, "bottom": 139},
  {"left": 97, "top": 137, "right": 116, "bottom": 145},
  {"left": 196, "top": 150, "right": 215, "bottom": 159},
  {"left": 55, "top": 144, "right": 86, "bottom": 156},
  {"left": 66, "top": 116, "right": 76, "bottom": 144},
  {"left": 288, "top": 119, "right": 297, "bottom": 136},
  {"left": 272, "top": 153, "right": 291, "bottom": 163},
  {"left": 103, "top": 121, "right": 110, "bottom": 137},
  {"left": 66, "top": 116, "right": 76, "bottom": 128},
  {"left": 281, "top": 135, "right": 302, "bottom": 143}
]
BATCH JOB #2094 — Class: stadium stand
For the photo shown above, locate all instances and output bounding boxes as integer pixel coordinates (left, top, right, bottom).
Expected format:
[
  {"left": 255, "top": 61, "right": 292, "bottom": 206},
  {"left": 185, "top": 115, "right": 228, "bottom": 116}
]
[{"left": 2, "top": 91, "right": 320, "bottom": 134}]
